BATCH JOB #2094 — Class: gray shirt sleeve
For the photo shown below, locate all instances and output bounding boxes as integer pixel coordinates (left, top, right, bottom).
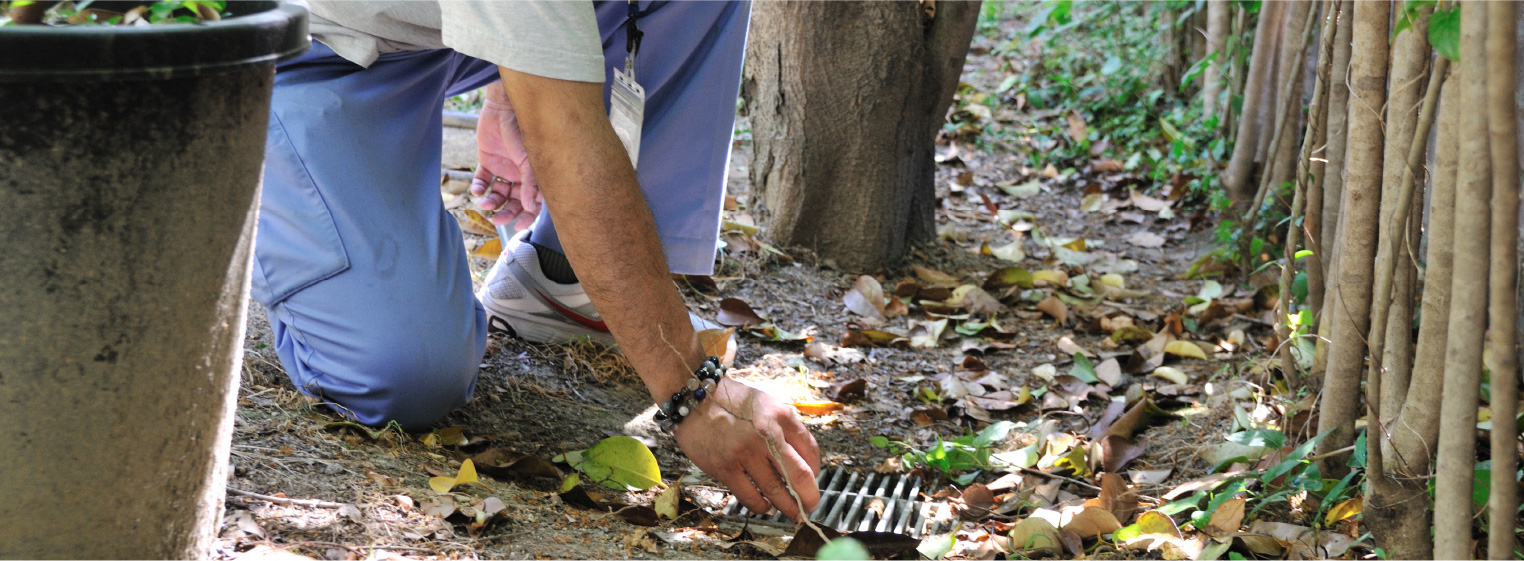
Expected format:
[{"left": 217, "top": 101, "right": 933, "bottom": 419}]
[
  {"left": 302, "top": 0, "right": 606, "bottom": 84},
  {"left": 440, "top": 1, "right": 606, "bottom": 83}
]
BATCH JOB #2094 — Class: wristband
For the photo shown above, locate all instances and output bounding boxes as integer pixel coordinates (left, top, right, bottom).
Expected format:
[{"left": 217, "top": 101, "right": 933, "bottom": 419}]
[{"left": 654, "top": 356, "right": 726, "bottom": 433}]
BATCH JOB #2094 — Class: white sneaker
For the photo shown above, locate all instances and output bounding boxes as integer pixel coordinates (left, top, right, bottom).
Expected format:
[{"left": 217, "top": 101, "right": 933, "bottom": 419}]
[{"left": 478, "top": 229, "right": 721, "bottom": 346}]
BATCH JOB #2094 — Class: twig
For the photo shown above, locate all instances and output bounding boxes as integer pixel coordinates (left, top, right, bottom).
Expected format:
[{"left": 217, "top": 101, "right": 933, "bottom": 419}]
[
  {"left": 1015, "top": 467, "right": 1101, "bottom": 493},
  {"left": 285, "top": 540, "right": 442, "bottom": 554},
  {"left": 1307, "top": 444, "right": 1356, "bottom": 464},
  {"left": 227, "top": 487, "right": 348, "bottom": 509}
]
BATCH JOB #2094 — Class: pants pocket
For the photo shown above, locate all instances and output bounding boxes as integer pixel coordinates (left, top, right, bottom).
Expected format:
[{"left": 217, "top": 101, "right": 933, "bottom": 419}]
[{"left": 251, "top": 112, "right": 350, "bottom": 307}]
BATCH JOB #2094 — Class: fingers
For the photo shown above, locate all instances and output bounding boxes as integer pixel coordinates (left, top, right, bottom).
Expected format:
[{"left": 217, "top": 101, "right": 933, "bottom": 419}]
[
  {"left": 719, "top": 467, "right": 773, "bottom": 518},
  {"left": 769, "top": 434, "right": 822, "bottom": 516},
  {"left": 781, "top": 414, "right": 823, "bottom": 475},
  {"left": 743, "top": 455, "right": 802, "bottom": 521}
]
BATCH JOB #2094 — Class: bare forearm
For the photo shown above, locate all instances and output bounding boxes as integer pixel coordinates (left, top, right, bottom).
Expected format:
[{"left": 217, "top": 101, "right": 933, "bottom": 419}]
[{"left": 494, "top": 68, "right": 702, "bottom": 401}]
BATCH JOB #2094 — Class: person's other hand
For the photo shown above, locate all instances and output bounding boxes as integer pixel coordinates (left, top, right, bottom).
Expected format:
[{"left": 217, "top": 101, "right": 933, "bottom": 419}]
[
  {"left": 471, "top": 82, "right": 542, "bottom": 230},
  {"left": 672, "top": 379, "right": 822, "bottom": 521}
]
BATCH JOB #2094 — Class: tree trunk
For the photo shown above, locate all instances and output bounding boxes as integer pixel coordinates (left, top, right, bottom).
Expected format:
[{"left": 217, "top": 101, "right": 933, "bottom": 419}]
[
  {"left": 1484, "top": 2, "right": 1520, "bottom": 556},
  {"left": 1315, "top": 0, "right": 1388, "bottom": 476},
  {"left": 1434, "top": 4, "right": 1493, "bottom": 557},
  {"left": 1204, "top": 0, "right": 1229, "bottom": 122},
  {"left": 743, "top": 1, "right": 980, "bottom": 271},
  {"left": 1319, "top": 0, "right": 1355, "bottom": 298},
  {"left": 1375, "top": 6, "right": 1433, "bottom": 451},
  {"left": 1222, "top": 1, "right": 1286, "bottom": 208},
  {"left": 1391, "top": 68, "right": 1458, "bottom": 481},
  {"left": 1305, "top": 1, "right": 1342, "bottom": 321},
  {"left": 1264, "top": 1, "right": 1313, "bottom": 197}
]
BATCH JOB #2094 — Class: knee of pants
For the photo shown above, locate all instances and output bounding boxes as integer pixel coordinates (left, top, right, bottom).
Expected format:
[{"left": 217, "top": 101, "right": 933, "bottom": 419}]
[{"left": 268, "top": 303, "right": 485, "bottom": 431}]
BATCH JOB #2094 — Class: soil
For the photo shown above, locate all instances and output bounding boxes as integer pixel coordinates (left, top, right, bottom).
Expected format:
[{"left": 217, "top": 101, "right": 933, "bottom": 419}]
[{"left": 214, "top": 20, "right": 1268, "bottom": 561}]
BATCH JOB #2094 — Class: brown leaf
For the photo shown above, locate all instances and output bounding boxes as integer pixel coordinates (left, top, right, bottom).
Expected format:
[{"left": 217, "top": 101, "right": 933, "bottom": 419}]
[
  {"left": 913, "top": 265, "right": 960, "bottom": 287},
  {"left": 910, "top": 407, "right": 949, "bottom": 426},
  {"left": 469, "top": 449, "right": 563, "bottom": 484},
  {"left": 1094, "top": 358, "right": 1123, "bottom": 386},
  {"left": 842, "top": 531, "right": 922, "bottom": 558},
  {"left": 1209, "top": 497, "right": 1247, "bottom": 533},
  {"left": 716, "top": 298, "right": 765, "bottom": 327},
  {"left": 781, "top": 525, "right": 842, "bottom": 558},
  {"left": 840, "top": 329, "right": 906, "bottom": 348},
  {"left": 1009, "top": 516, "right": 1063, "bottom": 554},
  {"left": 844, "top": 275, "right": 888, "bottom": 320},
  {"left": 957, "top": 482, "right": 998, "bottom": 519},
  {"left": 459, "top": 209, "right": 497, "bottom": 236},
  {"left": 614, "top": 505, "right": 661, "bottom": 527},
  {"left": 883, "top": 297, "right": 908, "bottom": 319},
  {"left": 697, "top": 327, "right": 737, "bottom": 367},
  {"left": 1095, "top": 472, "right": 1139, "bottom": 522},
  {"left": 1103, "top": 397, "right": 1176, "bottom": 439},
  {"left": 675, "top": 274, "right": 719, "bottom": 293},
  {"left": 1098, "top": 435, "right": 1145, "bottom": 473},
  {"left": 1036, "top": 295, "right": 1068, "bottom": 324},
  {"left": 830, "top": 378, "right": 868, "bottom": 403},
  {"left": 1061, "top": 506, "right": 1122, "bottom": 539},
  {"left": 1130, "top": 191, "right": 1171, "bottom": 212},
  {"left": 1086, "top": 400, "right": 1127, "bottom": 440},
  {"left": 470, "top": 238, "right": 502, "bottom": 259},
  {"left": 893, "top": 279, "right": 922, "bottom": 298},
  {"left": 1066, "top": 110, "right": 1088, "bottom": 143}
]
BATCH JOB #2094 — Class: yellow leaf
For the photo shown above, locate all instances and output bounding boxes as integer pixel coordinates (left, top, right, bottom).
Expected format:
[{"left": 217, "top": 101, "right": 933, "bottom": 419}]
[
  {"left": 471, "top": 238, "right": 502, "bottom": 259},
  {"left": 1062, "top": 237, "right": 1089, "bottom": 251},
  {"left": 1324, "top": 497, "right": 1362, "bottom": 525},
  {"left": 1099, "top": 273, "right": 1126, "bottom": 289},
  {"left": 793, "top": 401, "right": 845, "bottom": 415},
  {"left": 1009, "top": 516, "right": 1062, "bottom": 554},
  {"left": 1061, "top": 506, "right": 1122, "bottom": 539},
  {"left": 1150, "top": 366, "right": 1189, "bottom": 385},
  {"left": 1031, "top": 269, "right": 1069, "bottom": 286},
  {"left": 697, "top": 328, "right": 737, "bottom": 367},
  {"left": 1164, "top": 340, "right": 1208, "bottom": 360},
  {"left": 1080, "top": 194, "right": 1104, "bottom": 213},
  {"left": 655, "top": 482, "right": 682, "bottom": 520},
  {"left": 459, "top": 209, "right": 497, "bottom": 236},
  {"left": 428, "top": 476, "right": 456, "bottom": 494}
]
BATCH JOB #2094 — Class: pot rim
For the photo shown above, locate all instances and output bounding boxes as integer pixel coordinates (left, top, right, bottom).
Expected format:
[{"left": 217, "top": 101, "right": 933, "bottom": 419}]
[{"left": 0, "top": 1, "right": 308, "bottom": 81}]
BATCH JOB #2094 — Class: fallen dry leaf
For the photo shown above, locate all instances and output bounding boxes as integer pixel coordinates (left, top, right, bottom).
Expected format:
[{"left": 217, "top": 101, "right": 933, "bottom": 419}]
[
  {"left": 793, "top": 401, "right": 844, "bottom": 416},
  {"left": 1036, "top": 295, "right": 1068, "bottom": 324},
  {"left": 1126, "top": 231, "right": 1166, "bottom": 248},
  {"left": 1209, "top": 496, "right": 1246, "bottom": 533},
  {"left": 716, "top": 298, "right": 765, "bottom": 327}
]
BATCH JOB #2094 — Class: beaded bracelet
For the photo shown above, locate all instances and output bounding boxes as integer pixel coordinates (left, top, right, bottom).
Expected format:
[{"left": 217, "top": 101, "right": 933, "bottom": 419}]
[{"left": 653, "top": 356, "right": 726, "bottom": 433}]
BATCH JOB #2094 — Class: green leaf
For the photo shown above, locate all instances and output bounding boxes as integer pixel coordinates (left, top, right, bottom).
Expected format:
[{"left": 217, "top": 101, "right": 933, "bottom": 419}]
[
  {"left": 1069, "top": 353, "right": 1099, "bottom": 383},
  {"left": 1349, "top": 429, "right": 1368, "bottom": 468},
  {"left": 819, "top": 538, "right": 872, "bottom": 561},
  {"left": 869, "top": 436, "right": 890, "bottom": 448},
  {"left": 1429, "top": 6, "right": 1461, "bottom": 61},
  {"left": 1101, "top": 56, "right": 1124, "bottom": 76},
  {"left": 973, "top": 421, "right": 1018, "bottom": 448},
  {"left": 1180, "top": 51, "right": 1218, "bottom": 93},
  {"left": 1294, "top": 249, "right": 1314, "bottom": 260},
  {"left": 918, "top": 533, "right": 957, "bottom": 560},
  {"left": 1157, "top": 490, "right": 1205, "bottom": 516},
  {"left": 575, "top": 436, "right": 663, "bottom": 491},
  {"left": 1227, "top": 429, "right": 1287, "bottom": 450},
  {"left": 1264, "top": 429, "right": 1332, "bottom": 483}
]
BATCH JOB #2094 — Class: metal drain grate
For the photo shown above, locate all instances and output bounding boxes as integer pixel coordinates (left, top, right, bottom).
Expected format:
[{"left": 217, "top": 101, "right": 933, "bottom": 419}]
[{"left": 712, "top": 467, "right": 956, "bottom": 538}]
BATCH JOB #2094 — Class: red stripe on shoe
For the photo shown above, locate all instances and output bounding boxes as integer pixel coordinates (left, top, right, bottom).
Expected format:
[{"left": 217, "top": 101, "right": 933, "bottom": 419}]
[{"left": 534, "top": 289, "right": 610, "bottom": 333}]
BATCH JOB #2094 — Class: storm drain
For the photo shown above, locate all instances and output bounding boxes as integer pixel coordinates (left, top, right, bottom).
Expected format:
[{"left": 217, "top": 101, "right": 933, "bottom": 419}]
[{"left": 710, "top": 467, "right": 956, "bottom": 538}]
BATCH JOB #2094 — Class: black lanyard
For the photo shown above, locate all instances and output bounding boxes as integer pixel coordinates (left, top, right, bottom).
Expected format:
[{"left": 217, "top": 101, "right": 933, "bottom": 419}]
[{"left": 608, "top": 1, "right": 669, "bottom": 57}]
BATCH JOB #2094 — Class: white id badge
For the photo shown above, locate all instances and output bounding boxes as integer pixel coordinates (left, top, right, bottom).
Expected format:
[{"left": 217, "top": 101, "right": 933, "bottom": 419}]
[{"left": 610, "top": 58, "right": 646, "bottom": 168}]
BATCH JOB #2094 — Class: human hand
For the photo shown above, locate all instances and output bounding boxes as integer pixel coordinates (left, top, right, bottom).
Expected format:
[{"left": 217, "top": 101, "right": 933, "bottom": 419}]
[
  {"left": 672, "top": 379, "right": 822, "bottom": 522},
  {"left": 471, "top": 82, "right": 542, "bottom": 230}
]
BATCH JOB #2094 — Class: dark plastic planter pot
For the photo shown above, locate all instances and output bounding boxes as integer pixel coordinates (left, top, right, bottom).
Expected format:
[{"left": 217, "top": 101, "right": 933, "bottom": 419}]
[{"left": 0, "top": 3, "right": 307, "bottom": 558}]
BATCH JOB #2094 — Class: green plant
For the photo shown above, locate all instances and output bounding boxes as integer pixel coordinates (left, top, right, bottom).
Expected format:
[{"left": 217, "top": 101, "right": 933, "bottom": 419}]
[
  {"left": 2, "top": 0, "right": 227, "bottom": 26},
  {"left": 869, "top": 421, "right": 1017, "bottom": 482}
]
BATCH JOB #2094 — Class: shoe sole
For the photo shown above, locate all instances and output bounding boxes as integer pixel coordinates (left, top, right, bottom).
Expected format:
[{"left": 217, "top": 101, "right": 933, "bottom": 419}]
[{"left": 479, "top": 293, "right": 618, "bottom": 347}]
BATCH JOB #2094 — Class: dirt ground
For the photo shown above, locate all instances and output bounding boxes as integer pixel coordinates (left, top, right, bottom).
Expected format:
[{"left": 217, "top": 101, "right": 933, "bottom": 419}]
[{"left": 213, "top": 22, "right": 1268, "bottom": 561}]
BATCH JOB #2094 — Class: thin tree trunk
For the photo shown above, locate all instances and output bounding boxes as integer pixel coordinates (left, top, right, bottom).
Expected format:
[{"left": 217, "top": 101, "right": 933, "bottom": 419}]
[
  {"left": 1223, "top": 1, "right": 1286, "bottom": 208},
  {"left": 1265, "top": 2, "right": 1314, "bottom": 198},
  {"left": 1376, "top": 6, "right": 1433, "bottom": 452},
  {"left": 1204, "top": 0, "right": 1229, "bottom": 122},
  {"left": 1279, "top": 0, "right": 1341, "bottom": 389},
  {"left": 1226, "top": 4, "right": 1248, "bottom": 134},
  {"left": 1315, "top": 0, "right": 1388, "bottom": 475},
  {"left": 1485, "top": 2, "right": 1520, "bottom": 556},
  {"left": 1362, "top": 56, "right": 1447, "bottom": 560},
  {"left": 1434, "top": 4, "right": 1492, "bottom": 557},
  {"left": 1319, "top": 0, "right": 1355, "bottom": 305},
  {"left": 1390, "top": 69, "right": 1459, "bottom": 481},
  {"left": 1306, "top": 1, "right": 1341, "bottom": 321}
]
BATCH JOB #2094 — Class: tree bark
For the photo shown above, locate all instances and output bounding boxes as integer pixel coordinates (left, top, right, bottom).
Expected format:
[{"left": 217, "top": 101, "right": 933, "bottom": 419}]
[
  {"left": 1391, "top": 69, "right": 1459, "bottom": 481},
  {"left": 1484, "top": 2, "right": 1520, "bottom": 556},
  {"left": 1222, "top": 1, "right": 1286, "bottom": 209},
  {"left": 1375, "top": 6, "right": 1433, "bottom": 453},
  {"left": 1434, "top": 4, "right": 1493, "bottom": 558},
  {"left": 1305, "top": 1, "right": 1341, "bottom": 321},
  {"left": 1264, "top": 1, "right": 1313, "bottom": 197},
  {"left": 1362, "top": 55, "right": 1446, "bottom": 561},
  {"left": 743, "top": 2, "right": 980, "bottom": 271},
  {"left": 1204, "top": 0, "right": 1229, "bottom": 122},
  {"left": 1319, "top": 0, "right": 1355, "bottom": 299},
  {"left": 1315, "top": 0, "right": 1388, "bottom": 476}
]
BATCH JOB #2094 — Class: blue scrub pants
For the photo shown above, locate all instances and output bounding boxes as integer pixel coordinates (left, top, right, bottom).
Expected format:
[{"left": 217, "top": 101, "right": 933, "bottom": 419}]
[{"left": 254, "top": 1, "right": 749, "bottom": 429}]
